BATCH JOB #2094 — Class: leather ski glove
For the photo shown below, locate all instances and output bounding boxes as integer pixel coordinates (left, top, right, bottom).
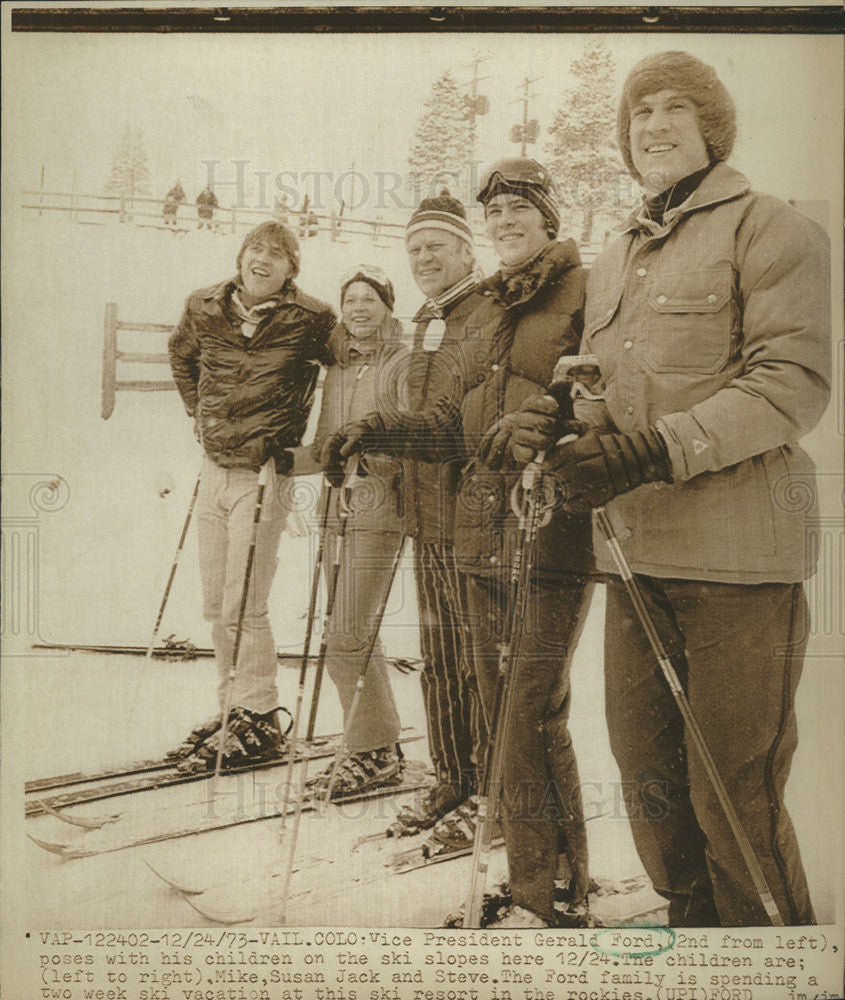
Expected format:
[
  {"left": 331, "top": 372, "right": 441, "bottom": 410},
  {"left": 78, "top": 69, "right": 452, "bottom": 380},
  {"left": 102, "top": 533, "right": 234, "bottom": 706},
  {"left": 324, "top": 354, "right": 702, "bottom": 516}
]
[
  {"left": 270, "top": 447, "right": 294, "bottom": 477},
  {"left": 509, "top": 393, "right": 588, "bottom": 465},
  {"left": 476, "top": 413, "right": 519, "bottom": 469},
  {"left": 319, "top": 413, "right": 387, "bottom": 487},
  {"left": 543, "top": 427, "right": 672, "bottom": 512}
]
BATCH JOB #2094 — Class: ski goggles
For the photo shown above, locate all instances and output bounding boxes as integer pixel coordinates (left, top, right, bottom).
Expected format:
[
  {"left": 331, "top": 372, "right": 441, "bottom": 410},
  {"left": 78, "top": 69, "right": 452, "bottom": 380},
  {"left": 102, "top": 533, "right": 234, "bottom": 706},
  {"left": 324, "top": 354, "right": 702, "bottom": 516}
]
[
  {"left": 476, "top": 158, "right": 559, "bottom": 205},
  {"left": 340, "top": 264, "right": 391, "bottom": 288},
  {"left": 340, "top": 265, "right": 395, "bottom": 309}
]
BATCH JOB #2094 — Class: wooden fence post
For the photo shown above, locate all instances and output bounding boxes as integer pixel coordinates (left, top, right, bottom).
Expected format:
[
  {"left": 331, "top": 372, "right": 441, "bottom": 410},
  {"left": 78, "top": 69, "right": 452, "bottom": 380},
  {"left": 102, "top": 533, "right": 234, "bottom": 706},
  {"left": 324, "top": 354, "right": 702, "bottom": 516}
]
[{"left": 101, "top": 303, "right": 118, "bottom": 419}]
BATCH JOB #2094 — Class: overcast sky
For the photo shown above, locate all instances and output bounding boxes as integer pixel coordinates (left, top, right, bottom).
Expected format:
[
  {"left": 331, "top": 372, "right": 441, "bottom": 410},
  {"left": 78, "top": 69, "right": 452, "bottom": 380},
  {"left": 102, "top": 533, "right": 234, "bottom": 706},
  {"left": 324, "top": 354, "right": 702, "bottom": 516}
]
[{"left": 4, "top": 29, "right": 842, "bottom": 212}]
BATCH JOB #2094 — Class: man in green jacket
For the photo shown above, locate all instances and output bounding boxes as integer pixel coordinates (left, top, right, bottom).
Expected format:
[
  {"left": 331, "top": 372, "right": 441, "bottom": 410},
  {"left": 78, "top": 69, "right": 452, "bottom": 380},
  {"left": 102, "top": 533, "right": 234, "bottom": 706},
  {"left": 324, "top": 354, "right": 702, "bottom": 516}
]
[{"left": 511, "top": 51, "right": 831, "bottom": 926}]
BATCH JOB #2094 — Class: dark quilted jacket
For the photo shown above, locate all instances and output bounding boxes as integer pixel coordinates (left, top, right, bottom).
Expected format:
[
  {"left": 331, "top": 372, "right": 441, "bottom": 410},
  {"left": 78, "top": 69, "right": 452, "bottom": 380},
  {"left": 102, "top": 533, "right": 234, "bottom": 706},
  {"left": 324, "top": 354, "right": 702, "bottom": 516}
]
[
  {"left": 454, "top": 240, "right": 595, "bottom": 580},
  {"left": 168, "top": 278, "right": 336, "bottom": 469}
]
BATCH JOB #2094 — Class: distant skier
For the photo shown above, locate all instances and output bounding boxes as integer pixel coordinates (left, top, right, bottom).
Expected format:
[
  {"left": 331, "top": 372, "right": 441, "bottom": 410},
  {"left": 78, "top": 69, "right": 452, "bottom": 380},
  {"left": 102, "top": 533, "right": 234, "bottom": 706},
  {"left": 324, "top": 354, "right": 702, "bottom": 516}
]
[
  {"left": 196, "top": 184, "right": 218, "bottom": 230},
  {"left": 167, "top": 221, "right": 336, "bottom": 771},
  {"left": 163, "top": 180, "right": 186, "bottom": 227}
]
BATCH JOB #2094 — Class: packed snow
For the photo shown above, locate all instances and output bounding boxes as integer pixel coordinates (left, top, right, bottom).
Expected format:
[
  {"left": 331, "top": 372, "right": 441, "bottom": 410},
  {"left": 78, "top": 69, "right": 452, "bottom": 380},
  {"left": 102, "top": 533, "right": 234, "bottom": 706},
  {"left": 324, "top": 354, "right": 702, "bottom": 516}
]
[{"left": 5, "top": 213, "right": 838, "bottom": 927}]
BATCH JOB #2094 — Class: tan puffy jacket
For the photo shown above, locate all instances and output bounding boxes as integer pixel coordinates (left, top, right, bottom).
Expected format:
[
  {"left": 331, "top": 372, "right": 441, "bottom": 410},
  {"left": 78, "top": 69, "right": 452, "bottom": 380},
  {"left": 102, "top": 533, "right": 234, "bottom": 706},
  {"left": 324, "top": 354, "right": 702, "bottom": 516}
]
[{"left": 579, "top": 164, "right": 831, "bottom": 583}]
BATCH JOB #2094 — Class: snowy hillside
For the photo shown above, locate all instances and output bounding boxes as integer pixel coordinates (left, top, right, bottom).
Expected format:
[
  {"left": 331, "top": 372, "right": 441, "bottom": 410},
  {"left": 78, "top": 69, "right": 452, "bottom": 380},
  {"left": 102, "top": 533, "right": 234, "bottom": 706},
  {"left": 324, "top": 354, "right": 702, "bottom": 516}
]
[{"left": 4, "top": 214, "right": 839, "bottom": 927}]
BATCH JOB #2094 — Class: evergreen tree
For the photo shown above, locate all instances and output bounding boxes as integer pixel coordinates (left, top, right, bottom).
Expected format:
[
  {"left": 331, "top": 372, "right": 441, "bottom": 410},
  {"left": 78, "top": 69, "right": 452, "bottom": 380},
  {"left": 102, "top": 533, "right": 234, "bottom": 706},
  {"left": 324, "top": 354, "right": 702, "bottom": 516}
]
[
  {"left": 546, "top": 40, "right": 628, "bottom": 244},
  {"left": 104, "top": 123, "right": 152, "bottom": 201},
  {"left": 408, "top": 70, "right": 476, "bottom": 202}
]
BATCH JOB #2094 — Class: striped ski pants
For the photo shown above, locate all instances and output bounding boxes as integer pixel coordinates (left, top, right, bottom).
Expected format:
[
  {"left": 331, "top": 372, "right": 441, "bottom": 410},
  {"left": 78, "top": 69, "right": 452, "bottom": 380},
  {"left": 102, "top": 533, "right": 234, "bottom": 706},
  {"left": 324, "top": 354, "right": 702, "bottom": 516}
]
[{"left": 413, "top": 539, "right": 488, "bottom": 796}]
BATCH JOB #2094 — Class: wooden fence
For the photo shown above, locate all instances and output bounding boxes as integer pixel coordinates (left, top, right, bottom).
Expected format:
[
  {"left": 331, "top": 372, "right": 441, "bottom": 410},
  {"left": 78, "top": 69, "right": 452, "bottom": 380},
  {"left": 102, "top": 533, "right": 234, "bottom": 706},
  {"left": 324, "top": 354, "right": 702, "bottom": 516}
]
[
  {"left": 21, "top": 189, "right": 467, "bottom": 244},
  {"left": 101, "top": 303, "right": 176, "bottom": 419},
  {"left": 22, "top": 189, "right": 608, "bottom": 261}
]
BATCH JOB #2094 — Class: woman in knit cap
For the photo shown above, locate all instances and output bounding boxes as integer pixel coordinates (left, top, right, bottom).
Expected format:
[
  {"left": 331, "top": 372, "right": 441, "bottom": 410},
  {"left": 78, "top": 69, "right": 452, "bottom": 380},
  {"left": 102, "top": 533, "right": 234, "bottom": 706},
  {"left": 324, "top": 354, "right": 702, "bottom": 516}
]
[
  {"left": 510, "top": 51, "right": 830, "bottom": 926},
  {"left": 305, "top": 266, "right": 409, "bottom": 796}
]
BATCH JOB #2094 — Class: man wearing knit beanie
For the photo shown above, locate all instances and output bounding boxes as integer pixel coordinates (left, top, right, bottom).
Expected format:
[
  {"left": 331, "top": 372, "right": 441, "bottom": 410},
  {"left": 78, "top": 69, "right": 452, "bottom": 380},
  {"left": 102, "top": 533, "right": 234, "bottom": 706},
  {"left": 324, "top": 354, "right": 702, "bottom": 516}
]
[
  {"left": 322, "top": 195, "right": 491, "bottom": 841},
  {"left": 508, "top": 50, "right": 830, "bottom": 927}
]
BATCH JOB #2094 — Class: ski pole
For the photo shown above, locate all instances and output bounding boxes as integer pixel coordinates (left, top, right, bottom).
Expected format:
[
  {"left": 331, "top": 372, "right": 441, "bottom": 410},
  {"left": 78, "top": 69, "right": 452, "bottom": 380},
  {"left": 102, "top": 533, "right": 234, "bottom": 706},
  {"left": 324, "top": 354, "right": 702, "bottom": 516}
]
[
  {"left": 593, "top": 504, "right": 784, "bottom": 927},
  {"left": 320, "top": 529, "right": 407, "bottom": 806},
  {"left": 278, "top": 466, "right": 356, "bottom": 920},
  {"left": 144, "top": 469, "right": 201, "bottom": 662},
  {"left": 464, "top": 456, "right": 551, "bottom": 927},
  {"left": 277, "top": 482, "right": 335, "bottom": 832},
  {"left": 212, "top": 461, "right": 270, "bottom": 797}
]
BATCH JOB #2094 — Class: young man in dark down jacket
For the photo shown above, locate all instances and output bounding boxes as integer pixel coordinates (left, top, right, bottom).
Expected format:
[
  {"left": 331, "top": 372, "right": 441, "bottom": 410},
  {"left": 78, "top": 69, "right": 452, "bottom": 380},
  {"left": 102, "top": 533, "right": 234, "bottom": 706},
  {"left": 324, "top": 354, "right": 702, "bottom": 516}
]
[
  {"left": 452, "top": 159, "right": 596, "bottom": 927},
  {"left": 168, "top": 221, "right": 335, "bottom": 771},
  {"left": 510, "top": 52, "right": 831, "bottom": 926}
]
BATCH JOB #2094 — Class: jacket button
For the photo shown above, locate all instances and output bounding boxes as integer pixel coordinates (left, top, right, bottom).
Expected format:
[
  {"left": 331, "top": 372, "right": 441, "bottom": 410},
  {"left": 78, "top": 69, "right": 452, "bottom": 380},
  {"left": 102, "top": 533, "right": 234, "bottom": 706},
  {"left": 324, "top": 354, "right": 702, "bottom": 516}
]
[
  {"left": 489, "top": 555, "right": 498, "bottom": 564},
  {"left": 491, "top": 363, "right": 500, "bottom": 372},
  {"left": 619, "top": 528, "right": 632, "bottom": 540},
  {"left": 623, "top": 340, "right": 633, "bottom": 350},
  {"left": 626, "top": 405, "right": 634, "bottom": 415},
  {"left": 656, "top": 294, "right": 667, "bottom": 305},
  {"left": 707, "top": 293, "right": 718, "bottom": 304},
  {"left": 636, "top": 267, "right": 647, "bottom": 277}
]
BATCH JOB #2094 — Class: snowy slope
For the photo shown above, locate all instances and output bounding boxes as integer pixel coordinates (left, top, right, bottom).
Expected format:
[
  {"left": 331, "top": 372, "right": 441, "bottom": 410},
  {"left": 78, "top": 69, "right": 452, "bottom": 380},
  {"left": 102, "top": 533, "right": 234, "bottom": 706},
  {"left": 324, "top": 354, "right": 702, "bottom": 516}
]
[{"left": 5, "top": 214, "right": 838, "bottom": 927}]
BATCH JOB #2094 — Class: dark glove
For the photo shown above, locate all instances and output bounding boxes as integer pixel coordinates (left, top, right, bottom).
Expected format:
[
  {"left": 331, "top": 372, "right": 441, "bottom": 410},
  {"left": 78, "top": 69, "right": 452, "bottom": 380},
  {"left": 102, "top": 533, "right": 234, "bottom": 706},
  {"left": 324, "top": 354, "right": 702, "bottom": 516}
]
[
  {"left": 476, "top": 414, "right": 519, "bottom": 470},
  {"left": 509, "top": 394, "right": 588, "bottom": 465},
  {"left": 543, "top": 427, "right": 672, "bottom": 512},
  {"left": 319, "top": 416, "right": 384, "bottom": 488},
  {"left": 270, "top": 447, "right": 294, "bottom": 477}
]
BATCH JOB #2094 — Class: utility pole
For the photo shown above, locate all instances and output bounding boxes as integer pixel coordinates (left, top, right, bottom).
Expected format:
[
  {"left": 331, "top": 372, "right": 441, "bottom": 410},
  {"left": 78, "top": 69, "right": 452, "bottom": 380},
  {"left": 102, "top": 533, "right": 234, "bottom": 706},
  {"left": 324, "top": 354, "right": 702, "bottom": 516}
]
[
  {"left": 460, "top": 51, "right": 492, "bottom": 127},
  {"left": 510, "top": 75, "right": 542, "bottom": 156}
]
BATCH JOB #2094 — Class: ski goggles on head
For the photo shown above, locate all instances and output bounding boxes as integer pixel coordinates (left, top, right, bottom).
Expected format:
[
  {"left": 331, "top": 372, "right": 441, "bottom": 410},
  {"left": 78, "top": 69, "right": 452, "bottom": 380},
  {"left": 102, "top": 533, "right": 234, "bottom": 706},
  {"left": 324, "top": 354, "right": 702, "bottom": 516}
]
[
  {"left": 340, "top": 265, "right": 395, "bottom": 310},
  {"left": 340, "top": 264, "right": 391, "bottom": 288},
  {"left": 476, "top": 158, "right": 559, "bottom": 205}
]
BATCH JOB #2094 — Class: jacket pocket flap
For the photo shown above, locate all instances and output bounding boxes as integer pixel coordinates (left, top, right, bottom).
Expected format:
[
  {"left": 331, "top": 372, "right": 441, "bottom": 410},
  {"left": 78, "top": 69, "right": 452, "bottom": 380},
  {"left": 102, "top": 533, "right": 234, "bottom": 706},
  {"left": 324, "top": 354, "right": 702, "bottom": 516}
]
[
  {"left": 648, "top": 269, "right": 731, "bottom": 314},
  {"left": 584, "top": 283, "right": 624, "bottom": 337}
]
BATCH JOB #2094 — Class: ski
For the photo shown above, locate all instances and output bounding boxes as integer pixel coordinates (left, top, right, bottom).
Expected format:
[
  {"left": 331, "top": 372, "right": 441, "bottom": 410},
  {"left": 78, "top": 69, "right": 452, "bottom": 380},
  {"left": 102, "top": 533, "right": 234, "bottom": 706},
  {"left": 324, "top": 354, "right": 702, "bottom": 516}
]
[
  {"left": 25, "top": 727, "right": 421, "bottom": 817},
  {"left": 26, "top": 728, "right": 339, "bottom": 797},
  {"left": 31, "top": 640, "right": 422, "bottom": 673},
  {"left": 27, "top": 759, "right": 431, "bottom": 860},
  {"left": 148, "top": 837, "right": 655, "bottom": 928},
  {"left": 390, "top": 836, "right": 505, "bottom": 874}
]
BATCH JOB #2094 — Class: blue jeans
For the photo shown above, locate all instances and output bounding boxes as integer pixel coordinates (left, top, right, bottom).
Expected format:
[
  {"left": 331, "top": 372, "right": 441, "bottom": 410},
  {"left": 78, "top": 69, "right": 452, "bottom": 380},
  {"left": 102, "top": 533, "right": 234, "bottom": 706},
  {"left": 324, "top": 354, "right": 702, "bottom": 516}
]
[
  {"left": 197, "top": 457, "right": 288, "bottom": 715},
  {"left": 605, "top": 576, "right": 815, "bottom": 926}
]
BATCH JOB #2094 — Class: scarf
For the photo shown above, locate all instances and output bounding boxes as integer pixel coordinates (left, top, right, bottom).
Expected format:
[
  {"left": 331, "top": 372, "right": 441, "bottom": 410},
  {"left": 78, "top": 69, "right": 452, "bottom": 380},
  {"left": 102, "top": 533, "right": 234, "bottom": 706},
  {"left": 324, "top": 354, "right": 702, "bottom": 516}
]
[{"left": 230, "top": 288, "right": 282, "bottom": 338}]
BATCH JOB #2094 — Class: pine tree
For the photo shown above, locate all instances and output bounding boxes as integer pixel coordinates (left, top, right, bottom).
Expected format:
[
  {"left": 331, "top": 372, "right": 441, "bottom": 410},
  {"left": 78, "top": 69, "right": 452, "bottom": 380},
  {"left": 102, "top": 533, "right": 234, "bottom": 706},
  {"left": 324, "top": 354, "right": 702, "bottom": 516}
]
[
  {"left": 546, "top": 40, "right": 628, "bottom": 245},
  {"left": 104, "top": 123, "right": 152, "bottom": 202},
  {"left": 408, "top": 70, "right": 476, "bottom": 202}
]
